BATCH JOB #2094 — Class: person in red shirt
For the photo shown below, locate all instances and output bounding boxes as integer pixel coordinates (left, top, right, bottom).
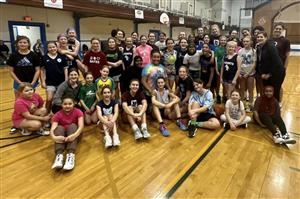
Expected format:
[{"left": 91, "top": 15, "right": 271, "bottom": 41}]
[
  {"left": 83, "top": 37, "right": 108, "bottom": 79},
  {"left": 50, "top": 95, "right": 84, "bottom": 170},
  {"left": 12, "top": 82, "right": 51, "bottom": 136}
]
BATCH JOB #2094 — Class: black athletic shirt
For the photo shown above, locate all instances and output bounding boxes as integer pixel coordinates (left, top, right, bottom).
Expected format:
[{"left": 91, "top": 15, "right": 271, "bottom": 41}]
[
  {"left": 7, "top": 51, "right": 40, "bottom": 83},
  {"left": 223, "top": 54, "right": 238, "bottom": 82},
  {"left": 41, "top": 53, "right": 68, "bottom": 86},
  {"left": 122, "top": 47, "right": 134, "bottom": 69}
]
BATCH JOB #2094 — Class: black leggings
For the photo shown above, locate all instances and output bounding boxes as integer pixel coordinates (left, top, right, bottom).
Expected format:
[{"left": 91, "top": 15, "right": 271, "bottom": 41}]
[{"left": 258, "top": 112, "right": 287, "bottom": 136}]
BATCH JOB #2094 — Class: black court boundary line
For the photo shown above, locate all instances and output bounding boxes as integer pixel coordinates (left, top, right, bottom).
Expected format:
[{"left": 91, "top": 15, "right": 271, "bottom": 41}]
[
  {"left": 0, "top": 135, "right": 41, "bottom": 148},
  {"left": 164, "top": 129, "right": 228, "bottom": 199}
]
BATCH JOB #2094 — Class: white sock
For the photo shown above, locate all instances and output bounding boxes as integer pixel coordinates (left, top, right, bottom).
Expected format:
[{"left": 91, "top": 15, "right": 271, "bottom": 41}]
[
  {"left": 132, "top": 124, "right": 139, "bottom": 131},
  {"left": 141, "top": 123, "right": 147, "bottom": 130}
]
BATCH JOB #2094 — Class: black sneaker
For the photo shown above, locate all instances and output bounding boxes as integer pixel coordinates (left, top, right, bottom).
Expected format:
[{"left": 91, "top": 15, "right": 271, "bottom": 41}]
[
  {"left": 216, "top": 95, "right": 221, "bottom": 104},
  {"left": 222, "top": 96, "right": 227, "bottom": 104},
  {"left": 282, "top": 133, "right": 296, "bottom": 144},
  {"left": 240, "top": 123, "right": 248, "bottom": 128},
  {"left": 187, "top": 121, "right": 197, "bottom": 138},
  {"left": 223, "top": 123, "right": 230, "bottom": 130}
]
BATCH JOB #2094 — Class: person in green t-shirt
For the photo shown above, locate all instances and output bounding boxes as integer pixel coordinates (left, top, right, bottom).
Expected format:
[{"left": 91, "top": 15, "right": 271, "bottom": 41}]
[
  {"left": 78, "top": 72, "right": 98, "bottom": 125},
  {"left": 214, "top": 35, "right": 227, "bottom": 103}
]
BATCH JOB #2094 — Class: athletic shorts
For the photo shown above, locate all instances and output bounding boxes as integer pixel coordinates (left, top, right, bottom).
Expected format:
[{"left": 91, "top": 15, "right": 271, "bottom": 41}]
[
  {"left": 13, "top": 81, "right": 39, "bottom": 91},
  {"left": 197, "top": 112, "right": 216, "bottom": 122}
]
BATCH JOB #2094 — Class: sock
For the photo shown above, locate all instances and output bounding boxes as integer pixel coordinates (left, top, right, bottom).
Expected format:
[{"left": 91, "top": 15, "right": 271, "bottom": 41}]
[
  {"left": 132, "top": 124, "right": 139, "bottom": 131},
  {"left": 195, "top": 122, "right": 204, "bottom": 127},
  {"left": 141, "top": 123, "right": 147, "bottom": 130}
]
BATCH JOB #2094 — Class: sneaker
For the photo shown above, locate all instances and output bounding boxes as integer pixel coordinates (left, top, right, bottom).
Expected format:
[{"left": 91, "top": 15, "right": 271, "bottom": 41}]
[
  {"left": 20, "top": 129, "right": 32, "bottom": 136},
  {"left": 10, "top": 126, "right": 18, "bottom": 134},
  {"left": 216, "top": 95, "right": 221, "bottom": 104},
  {"left": 63, "top": 153, "right": 75, "bottom": 170},
  {"left": 51, "top": 154, "right": 64, "bottom": 169},
  {"left": 141, "top": 127, "right": 151, "bottom": 138},
  {"left": 104, "top": 135, "right": 113, "bottom": 148},
  {"left": 240, "top": 123, "right": 248, "bottom": 128},
  {"left": 223, "top": 122, "right": 230, "bottom": 130},
  {"left": 44, "top": 122, "right": 51, "bottom": 129},
  {"left": 187, "top": 121, "right": 197, "bottom": 138},
  {"left": 282, "top": 133, "right": 296, "bottom": 144},
  {"left": 176, "top": 119, "right": 188, "bottom": 131},
  {"left": 273, "top": 132, "right": 284, "bottom": 144},
  {"left": 222, "top": 96, "right": 227, "bottom": 104},
  {"left": 134, "top": 128, "right": 143, "bottom": 140},
  {"left": 113, "top": 134, "right": 121, "bottom": 146},
  {"left": 36, "top": 129, "right": 50, "bottom": 136},
  {"left": 159, "top": 124, "right": 170, "bottom": 137}
]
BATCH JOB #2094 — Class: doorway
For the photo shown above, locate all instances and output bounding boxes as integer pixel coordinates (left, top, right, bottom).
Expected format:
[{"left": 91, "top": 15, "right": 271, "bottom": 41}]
[{"left": 8, "top": 21, "right": 46, "bottom": 53}]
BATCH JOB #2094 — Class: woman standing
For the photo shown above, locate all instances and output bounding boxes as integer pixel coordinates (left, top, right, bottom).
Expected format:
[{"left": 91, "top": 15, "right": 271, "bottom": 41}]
[
  {"left": 136, "top": 35, "right": 153, "bottom": 67},
  {"left": 162, "top": 38, "right": 177, "bottom": 89},
  {"left": 256, "top": 31, "right": 285, "bottom": 101}
]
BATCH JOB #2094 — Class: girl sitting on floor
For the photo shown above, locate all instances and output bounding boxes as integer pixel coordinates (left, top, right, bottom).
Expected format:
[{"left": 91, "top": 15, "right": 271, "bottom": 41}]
[
  {"left": 253, "top": 85, "right": 296, "bottom": 144},
  {"left": 96, "top": 86, "right": 120, "bottom": 148},
  {"left": 220, "top": 90, "right": 251, "bottom": 130},
  {"left": 50, "top": 95, "right": 84, "bottom": 170},
  {"left": 152, "top": 77, "right": 187, "bottom": 137}
]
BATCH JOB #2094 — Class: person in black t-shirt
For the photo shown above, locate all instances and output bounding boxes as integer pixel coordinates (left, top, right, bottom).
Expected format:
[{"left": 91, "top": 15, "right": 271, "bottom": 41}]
[
  {"left": 199, "top": 43, "right": 216, "bottom": 96},
  {"left": 41, "top": 41, "right": 68, "bottom": 113},
  {"left": 105, "top": 37, "right": 123, "bottom": 101},
  {"left": 7, "top": 35, "right": 40, "bottom": 99},
  {"left": 120, "top": 56, "right": 143, "bottom": 93},
  {"left": 122, "top": 37, "right": 135, "bottom": 70},
  {"left": 175, "top": 66, "right": 193, "bottom": 116}
]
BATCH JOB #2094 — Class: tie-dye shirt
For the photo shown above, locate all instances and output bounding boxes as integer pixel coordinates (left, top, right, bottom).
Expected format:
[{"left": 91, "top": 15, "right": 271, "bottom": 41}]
[{"left": 142, "top": 63, "right": 167, "bottom": 92}]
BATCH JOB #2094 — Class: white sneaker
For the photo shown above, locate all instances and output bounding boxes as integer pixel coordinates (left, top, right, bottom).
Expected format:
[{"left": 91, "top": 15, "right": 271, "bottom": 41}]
[
  {"left": 63, "top": 153, "right": 75, "bottom": 170},
  {"left": 113, "top": 134, "right": 121, "bottom": 146},
  {"left": 273, "top": 132, "right": 284, "bottom": 144},
  {"left": 44, "top": 122, "right": 51, "bottom": 129},
  {"left": 282, "top": 133, "right": 296, "bottom": 144},
  {"left": 20, "top": 129, "right": 32, "bottom": 136},
  {"left": 134, "top": 128, "right": 143, "bottom": 140},
  {"left": 141, "top": 128, "right": 151, "bottom": 138},
  {"left": 104, "top": 135, "right": 113, "bottom": 148},
  {"left": 36, "top": 129, "right": 50, "bottom": 136},
  {"left": 51, "top": 154, "right": 64, "bottom": 169}
]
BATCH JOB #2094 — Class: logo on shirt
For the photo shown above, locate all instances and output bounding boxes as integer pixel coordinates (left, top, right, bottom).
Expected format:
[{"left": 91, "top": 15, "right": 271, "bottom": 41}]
[
  {"left": 86, "top": 90, "right": 95, "bottom": 97},
  {"left": 17, "top": 57, "right": 33, "bottom": 67},
  {"left": 57, "top": 58, "right": 62, "bottom": 63},
  {"left": 90, "top": 56, "right": 100, "bottom": 64},
  {"left": 103, "top": 107, "right": 113, "bottom": 115}
]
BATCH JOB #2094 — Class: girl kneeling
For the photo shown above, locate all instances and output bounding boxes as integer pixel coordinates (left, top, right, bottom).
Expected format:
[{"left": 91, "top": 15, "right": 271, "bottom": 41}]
[{"left": 12, "top": 82, "right": 51, "bottom": 136}]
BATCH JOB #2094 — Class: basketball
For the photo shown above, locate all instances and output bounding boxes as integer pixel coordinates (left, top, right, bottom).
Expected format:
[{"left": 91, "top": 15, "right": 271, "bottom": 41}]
[{"left": 214, "top": 104, "right": 224, "bottom": 119}]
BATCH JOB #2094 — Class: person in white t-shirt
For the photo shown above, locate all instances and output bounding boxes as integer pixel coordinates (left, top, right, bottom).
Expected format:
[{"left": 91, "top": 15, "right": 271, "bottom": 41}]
[{"left": 220, "top": 90, "right": 251, "bottom": 130}]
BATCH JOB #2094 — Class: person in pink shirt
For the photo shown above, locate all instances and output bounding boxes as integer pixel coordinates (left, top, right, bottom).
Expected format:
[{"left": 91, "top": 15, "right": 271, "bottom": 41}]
[
  {"left": 50, "top": 95, "right": 84, "bottom": 170},
  {"left": 12, "top": 82, "right": 51, "bottom": 136},
  {"left": 135, "top": 35, "right": 153, "bottom": 67}
]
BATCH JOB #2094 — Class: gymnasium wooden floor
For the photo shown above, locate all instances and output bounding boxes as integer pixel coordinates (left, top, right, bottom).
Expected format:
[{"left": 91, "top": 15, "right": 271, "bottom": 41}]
[{"left": 1, "top": 57, "right": 299, "bottom": 199}]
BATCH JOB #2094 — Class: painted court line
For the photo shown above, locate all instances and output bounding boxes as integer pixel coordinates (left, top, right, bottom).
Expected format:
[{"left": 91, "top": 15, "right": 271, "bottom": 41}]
[
  {"left": 227, "top": 133, "right": 300, "bottom": 156},
  {"left": 154, "top": 128, "right": 228, "bottom": 199}
]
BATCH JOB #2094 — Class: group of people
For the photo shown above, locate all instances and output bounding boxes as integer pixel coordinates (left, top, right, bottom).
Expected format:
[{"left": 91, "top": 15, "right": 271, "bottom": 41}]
[{"left": 7, "top": 23, "right": 296, "bottom": 171}]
